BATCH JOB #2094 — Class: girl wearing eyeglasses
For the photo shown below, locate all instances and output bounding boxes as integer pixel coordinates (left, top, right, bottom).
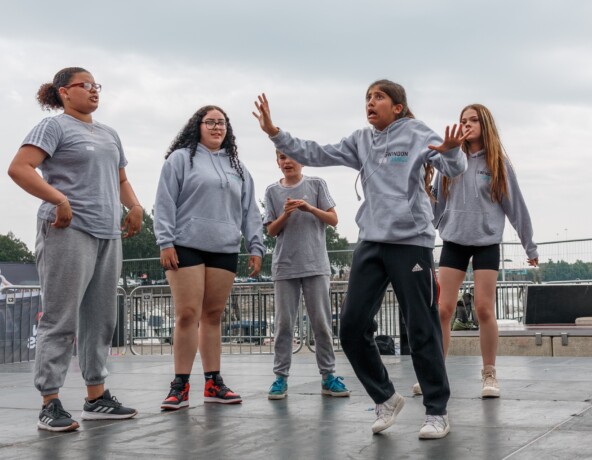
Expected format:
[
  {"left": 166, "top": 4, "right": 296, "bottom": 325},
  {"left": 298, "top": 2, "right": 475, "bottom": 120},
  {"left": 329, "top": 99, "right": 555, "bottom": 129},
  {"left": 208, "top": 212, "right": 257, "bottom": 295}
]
[
  {"left": 253, "top": 81, "right": 467, "bottom": 439},
  {"left": 8, "top": 67, "right": 141, "bottom": 431},
  {"left": 154, "top": 105, "right": 264, "bottom": 409}
]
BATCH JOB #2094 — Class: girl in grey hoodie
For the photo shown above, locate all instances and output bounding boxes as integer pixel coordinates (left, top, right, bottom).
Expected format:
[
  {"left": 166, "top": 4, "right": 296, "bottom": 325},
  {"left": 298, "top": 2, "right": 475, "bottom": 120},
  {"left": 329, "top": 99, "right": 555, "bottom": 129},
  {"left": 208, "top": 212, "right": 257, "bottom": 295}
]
[
  {"left": 432, "top": 104, "right": 538, "bottom": 399},
  {"left": 154, "top": 105, "right": 265, "bottom": 409},
  {"left": 253, "top": 80, "right": 468, "bottom": 439}
]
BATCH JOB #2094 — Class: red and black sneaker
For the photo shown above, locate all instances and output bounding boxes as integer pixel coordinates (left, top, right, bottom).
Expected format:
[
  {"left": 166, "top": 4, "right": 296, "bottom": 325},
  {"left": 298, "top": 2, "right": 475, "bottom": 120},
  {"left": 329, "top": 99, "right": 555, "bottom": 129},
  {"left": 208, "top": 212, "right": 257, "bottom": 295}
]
[
  {"left": 161, "top": 377, "right": 190, "bottom": 410},
  {"left": 204, "top": 375, "right": 242, "bottom": 404}
]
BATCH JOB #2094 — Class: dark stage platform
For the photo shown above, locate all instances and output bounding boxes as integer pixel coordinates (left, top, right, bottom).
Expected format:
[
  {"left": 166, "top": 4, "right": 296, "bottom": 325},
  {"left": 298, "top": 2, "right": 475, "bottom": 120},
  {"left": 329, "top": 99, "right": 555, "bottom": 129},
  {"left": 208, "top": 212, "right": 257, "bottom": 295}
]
[{"left": 1, "top": 352, "right": 591, "bottom": 459}]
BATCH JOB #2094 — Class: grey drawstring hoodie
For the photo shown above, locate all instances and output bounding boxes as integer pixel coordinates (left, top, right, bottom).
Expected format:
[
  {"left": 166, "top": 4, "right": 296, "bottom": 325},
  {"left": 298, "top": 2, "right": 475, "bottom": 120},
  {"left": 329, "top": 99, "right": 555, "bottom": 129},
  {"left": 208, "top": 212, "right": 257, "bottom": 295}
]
[
  {"left": 154, "top": 144, "right": 265, "bottom": 257},
  {"left": 433, "top": 149, "right": 538, "bottom": 259},
  {"left": 270, "top": 117, "right": 467, "bottom": 248}
]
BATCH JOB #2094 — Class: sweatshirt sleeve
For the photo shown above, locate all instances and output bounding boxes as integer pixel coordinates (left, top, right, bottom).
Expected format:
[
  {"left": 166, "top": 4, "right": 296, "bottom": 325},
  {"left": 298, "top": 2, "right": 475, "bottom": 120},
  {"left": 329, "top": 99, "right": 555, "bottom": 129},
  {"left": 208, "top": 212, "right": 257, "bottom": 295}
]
[
  {"left": 271, "top": 129, "right": 362, "bottom": 170},
  {"left": 501, "top": 163, "right": 539, "bottom": 259},
  {"left": 241, "top": 167, "right": 266, "bottom": 258},
  {"left": 154, "top": 157, "right": 181, "bottom": 250}
]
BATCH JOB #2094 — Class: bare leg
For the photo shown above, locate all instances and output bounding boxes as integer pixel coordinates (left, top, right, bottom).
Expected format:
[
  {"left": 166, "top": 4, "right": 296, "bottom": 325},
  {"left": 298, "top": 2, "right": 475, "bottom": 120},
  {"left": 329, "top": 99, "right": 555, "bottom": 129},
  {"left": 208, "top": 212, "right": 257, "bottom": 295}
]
[
  {"left": 199, "top": 267, "right": 235, "bottom": 372},
  {"left": 437, "top": 267, "right": 467, "bottom": 356},
  {"left": 167, "top": 265, "right": 206, "bottom": 374},
  {"left": 473, "top": 270, "right": 499, "bottom": 368}
]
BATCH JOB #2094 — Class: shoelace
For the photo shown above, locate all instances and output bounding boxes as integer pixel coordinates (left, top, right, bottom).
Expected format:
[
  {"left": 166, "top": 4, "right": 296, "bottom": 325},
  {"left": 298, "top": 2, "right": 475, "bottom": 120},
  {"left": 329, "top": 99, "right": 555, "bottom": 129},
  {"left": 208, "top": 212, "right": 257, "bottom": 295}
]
[
  {"left": 270, "top": 379, "right": 285, "bottom": 392},
  {"left": 98, "top": 395, "right": 122, "bottom": 408},
  {"left": 168, "top": 384, "right": 186, "bottom": 398},
  {"left": 325, "top": 376, "right": 346, "bottom": 391},
  {"left": 424, "top": 415, "right": 446, "bottom": 431},
  {"left": 48, "top": 403, "right": 72, "bottom": 420},
  {"left": 483, "top": 373, "right": 497, "bottom": 386}
]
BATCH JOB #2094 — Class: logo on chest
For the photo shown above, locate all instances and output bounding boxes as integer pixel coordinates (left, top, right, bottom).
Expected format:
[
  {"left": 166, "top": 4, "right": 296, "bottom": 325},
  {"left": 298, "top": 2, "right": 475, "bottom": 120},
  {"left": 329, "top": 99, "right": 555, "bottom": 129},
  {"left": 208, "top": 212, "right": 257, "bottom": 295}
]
[{"left": 380, "top": 151, "right": 409, "bottom": 164}]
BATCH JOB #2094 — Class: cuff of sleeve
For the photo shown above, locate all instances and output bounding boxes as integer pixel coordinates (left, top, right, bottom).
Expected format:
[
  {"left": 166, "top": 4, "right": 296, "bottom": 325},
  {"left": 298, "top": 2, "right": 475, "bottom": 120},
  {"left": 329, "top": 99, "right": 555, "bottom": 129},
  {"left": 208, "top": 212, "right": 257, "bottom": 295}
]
[{"left": 160, "top": 242, "right": 174, "bottom": 250}]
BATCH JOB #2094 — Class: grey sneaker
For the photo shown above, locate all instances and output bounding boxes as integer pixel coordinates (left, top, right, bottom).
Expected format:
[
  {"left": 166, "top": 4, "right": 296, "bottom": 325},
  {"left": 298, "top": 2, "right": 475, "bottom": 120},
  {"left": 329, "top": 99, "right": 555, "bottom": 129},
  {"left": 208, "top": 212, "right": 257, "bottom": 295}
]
[
  {"left": 419, "top": 414, "right": 450, "bottom": 439},
  {"left": 81, "top": 390, "right": 137, "bottom": 420},
  {"left": 371, "top": 392, "right": 405, "bottom": 434},
  {"left": 481, "top": 367, "right": 500, "bottom": 398},
  {"left": 412, "top": 382, "right": 422, "bottom": 395},
  {"left": 38, "top": 399, "right": 80, "bottom": 432}
]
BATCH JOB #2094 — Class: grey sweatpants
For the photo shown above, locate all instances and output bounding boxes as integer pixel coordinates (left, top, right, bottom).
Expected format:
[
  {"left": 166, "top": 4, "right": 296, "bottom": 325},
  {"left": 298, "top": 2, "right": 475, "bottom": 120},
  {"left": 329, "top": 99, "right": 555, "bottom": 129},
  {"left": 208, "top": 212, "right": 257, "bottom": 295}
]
[
  {"left": 273, "top": 275, "right": 336, "bottom": 377},
  {"left": 34, "top": 219, "right": 122, "bottom": 396}
]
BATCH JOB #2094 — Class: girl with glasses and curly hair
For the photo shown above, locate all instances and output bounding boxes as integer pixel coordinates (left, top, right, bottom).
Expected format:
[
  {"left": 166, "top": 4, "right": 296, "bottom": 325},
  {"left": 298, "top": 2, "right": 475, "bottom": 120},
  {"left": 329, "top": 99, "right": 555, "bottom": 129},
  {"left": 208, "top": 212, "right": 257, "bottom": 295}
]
[{"left": 155, "top": 105, "right": 264, "bottom": 409}]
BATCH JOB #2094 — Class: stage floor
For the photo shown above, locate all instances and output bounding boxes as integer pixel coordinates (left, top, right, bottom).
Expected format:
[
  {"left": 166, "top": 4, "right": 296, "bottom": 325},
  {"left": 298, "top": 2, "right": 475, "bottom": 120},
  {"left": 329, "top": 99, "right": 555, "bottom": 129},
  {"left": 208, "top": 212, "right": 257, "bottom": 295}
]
[{"left": 1, "top": 352, "right": 591, "bottom": 459}]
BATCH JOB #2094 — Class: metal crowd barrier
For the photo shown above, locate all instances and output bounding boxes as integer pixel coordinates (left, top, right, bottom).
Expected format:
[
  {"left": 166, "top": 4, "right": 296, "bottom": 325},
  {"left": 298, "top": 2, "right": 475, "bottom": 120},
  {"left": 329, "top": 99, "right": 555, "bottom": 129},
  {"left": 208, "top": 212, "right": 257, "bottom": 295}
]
[
  {"left": 1, "top": 280, "right": 539, "bottom": 362},
  {"left": 0, "top": 285, "right": 41, "bottom": 365}
]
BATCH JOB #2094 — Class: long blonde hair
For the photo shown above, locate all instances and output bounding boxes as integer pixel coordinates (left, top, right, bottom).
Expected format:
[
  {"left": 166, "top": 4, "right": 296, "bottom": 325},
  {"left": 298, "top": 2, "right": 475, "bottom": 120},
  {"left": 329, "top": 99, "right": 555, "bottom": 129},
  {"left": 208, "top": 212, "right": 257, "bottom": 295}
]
[{"left": 442, "top": 104, "right": 509, "bottom": 203}]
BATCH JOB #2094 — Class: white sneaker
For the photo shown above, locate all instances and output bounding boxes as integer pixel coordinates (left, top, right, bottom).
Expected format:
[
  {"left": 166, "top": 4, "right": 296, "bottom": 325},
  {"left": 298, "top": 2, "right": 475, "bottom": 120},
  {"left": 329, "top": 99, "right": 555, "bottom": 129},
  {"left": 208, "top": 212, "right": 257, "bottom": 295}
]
[
  {"left": 412, "top": 382, "right": 422, "bottom": 395},
  {"left": 419, "top": 414, "right": 450, "bottom": 439},
  {"left": 371, "top": 393, "right": 405, "bottom": 434},
  {"left": 481, "top": 367, "right": 500, "bottom": 398}
]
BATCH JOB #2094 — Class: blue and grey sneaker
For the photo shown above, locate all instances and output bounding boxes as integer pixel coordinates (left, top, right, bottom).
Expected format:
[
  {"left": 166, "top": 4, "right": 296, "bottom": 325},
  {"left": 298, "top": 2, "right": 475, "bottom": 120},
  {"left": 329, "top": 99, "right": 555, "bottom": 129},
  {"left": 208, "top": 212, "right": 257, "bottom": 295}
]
[
  {"left": 321, "top": 374, "right": 351, "bottom": 397},
  {"left": 268, "top": 376, "right": 288, "bottom": 400},
  {"left": 81, "top": 390, "right": 137, "bottom": 420},
  {"left": 38, "top": 398, "right": 80, "bottom": 432}
]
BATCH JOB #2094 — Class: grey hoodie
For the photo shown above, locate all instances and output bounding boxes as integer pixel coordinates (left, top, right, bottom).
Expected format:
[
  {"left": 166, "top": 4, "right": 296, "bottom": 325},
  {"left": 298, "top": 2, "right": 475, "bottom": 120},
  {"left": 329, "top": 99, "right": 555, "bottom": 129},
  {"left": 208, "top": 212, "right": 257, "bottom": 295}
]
[
  {"left": 433, "top": 150, "right": 538, "bottom": 259},
  {"left": 271, "top": 117, "right": 467, "bottom": 248},
  {"left": 154, "top": 144, "right": 265, "bottom": 257}
]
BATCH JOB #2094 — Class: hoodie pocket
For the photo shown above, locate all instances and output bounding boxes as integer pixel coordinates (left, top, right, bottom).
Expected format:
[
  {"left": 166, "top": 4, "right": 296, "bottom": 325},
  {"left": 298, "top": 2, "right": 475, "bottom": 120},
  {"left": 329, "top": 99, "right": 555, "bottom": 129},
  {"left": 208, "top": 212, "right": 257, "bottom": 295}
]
[
  {"left": 356, "top": 193, "right": 419, "bottom": 240},
  {"left": 176, "top": 217, "right": 241, "bottom": 252}
]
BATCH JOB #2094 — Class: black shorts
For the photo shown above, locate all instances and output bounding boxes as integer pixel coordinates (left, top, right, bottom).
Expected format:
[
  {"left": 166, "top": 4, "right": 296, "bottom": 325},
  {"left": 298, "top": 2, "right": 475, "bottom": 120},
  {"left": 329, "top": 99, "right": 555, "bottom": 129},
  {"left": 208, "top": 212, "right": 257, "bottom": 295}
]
[
  {"left": 172, "top": 245, "right": 239, "bottom": 273},
  {"left": 439, "top": 241, "right": 500, "bottom": 272}
]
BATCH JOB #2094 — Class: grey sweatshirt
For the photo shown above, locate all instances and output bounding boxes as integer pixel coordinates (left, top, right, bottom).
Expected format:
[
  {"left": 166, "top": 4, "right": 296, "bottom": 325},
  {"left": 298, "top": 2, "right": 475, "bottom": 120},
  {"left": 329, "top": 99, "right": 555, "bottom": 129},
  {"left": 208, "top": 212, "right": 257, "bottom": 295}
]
[
  {"left": 433, "top": 150, "right": 538, "bottom": 259},
  {"left": 270, "top": 117, "right": 467, "bottom": 248},
  {"left": 154, "top": 144, "right": 265, "bottom": 257}
]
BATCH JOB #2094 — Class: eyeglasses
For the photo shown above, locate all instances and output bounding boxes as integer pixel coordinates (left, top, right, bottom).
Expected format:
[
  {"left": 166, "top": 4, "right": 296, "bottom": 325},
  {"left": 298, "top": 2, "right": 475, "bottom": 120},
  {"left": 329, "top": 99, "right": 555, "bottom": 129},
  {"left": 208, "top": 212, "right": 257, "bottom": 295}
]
[
  {"left": 201, "top": 120, "right": 227, "bottom": 129},
  {"left": 64, "top": 82, "right": 102, "bottom": 92}
]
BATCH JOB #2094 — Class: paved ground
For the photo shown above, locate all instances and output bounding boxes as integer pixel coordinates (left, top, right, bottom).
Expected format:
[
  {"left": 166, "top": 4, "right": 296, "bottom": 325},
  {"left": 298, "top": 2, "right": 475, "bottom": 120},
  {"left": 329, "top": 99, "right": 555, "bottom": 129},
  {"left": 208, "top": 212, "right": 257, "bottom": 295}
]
[{"left": 1, "top": 352, "right": 591, "bottom": 460}]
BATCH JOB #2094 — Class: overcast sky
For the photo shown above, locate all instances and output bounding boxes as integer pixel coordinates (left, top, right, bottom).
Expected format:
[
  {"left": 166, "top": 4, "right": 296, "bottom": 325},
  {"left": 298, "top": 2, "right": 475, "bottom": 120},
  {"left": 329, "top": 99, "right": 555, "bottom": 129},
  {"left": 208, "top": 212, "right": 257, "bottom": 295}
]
[{"left": 1, "top": 0, "right": 591, "bottom": 254}]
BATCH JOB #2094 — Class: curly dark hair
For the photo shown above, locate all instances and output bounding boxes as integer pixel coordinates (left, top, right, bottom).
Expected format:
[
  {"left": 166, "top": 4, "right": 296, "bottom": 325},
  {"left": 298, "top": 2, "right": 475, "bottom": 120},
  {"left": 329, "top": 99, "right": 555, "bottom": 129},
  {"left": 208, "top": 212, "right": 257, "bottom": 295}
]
[
  {"left": 165, "top": 105, "right": 244, "bottom": 180},
  {"left": 36, "top": 67, "right": 89, "bottom": 111}
]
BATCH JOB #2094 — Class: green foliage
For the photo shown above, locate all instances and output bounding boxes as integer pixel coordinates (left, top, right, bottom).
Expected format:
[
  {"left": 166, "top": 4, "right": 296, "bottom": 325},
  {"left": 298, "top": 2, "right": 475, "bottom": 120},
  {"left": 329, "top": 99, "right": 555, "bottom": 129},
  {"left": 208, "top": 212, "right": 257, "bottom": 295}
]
[
  {"left": 0, "top": 232, "right": 35, "bottom": 263},
  {"left": 121, "top": 209, "right": 160, "bottom": 260},
  {"left": 537, "top": 259, "right": 592, "bottom": 282}
]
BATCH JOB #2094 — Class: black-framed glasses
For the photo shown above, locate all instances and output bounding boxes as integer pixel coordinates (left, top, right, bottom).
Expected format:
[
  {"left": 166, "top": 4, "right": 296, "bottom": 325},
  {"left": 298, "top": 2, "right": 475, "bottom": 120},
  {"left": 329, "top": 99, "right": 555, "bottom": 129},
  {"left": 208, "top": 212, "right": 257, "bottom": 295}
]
[
  {"left": 201, "top": 120, "right": 227, "bottom": 129},
  {"left": 64, "top": 82, "right": 102, "bottom": 92}
]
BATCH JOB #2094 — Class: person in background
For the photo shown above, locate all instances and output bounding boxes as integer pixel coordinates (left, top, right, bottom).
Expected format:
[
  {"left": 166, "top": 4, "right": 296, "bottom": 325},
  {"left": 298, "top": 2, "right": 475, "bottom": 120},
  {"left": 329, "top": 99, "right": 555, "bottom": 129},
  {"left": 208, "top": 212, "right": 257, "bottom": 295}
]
[
  {"left": 8, "top": 66, "right": 141, "bottom": 431},
  {"left": 264, "top": 150, "right": 350, "bottom": 400},
  {"left": 253, "top": 80, "right": 467, "bottom": 439},
  {"left": 155, "top": 105, "right": 264, "bottom": 409},
  {"left": 429, "top": 103, "right": 538, "bottom": 398}
]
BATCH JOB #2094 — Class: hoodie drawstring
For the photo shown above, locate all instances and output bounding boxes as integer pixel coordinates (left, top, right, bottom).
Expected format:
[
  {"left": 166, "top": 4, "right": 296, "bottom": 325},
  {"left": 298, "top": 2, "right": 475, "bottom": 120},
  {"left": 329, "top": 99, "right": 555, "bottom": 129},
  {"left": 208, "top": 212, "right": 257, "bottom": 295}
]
[{"left": 207, "top": 151, "right": 230, "bottom": 188}]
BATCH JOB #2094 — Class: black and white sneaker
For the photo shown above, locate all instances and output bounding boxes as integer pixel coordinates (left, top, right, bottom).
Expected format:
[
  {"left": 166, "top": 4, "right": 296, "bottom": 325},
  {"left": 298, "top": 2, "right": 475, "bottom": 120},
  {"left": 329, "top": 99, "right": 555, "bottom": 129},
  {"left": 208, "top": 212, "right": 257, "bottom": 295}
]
[
  {"left": 38, "top": 398, "right": 80, "bottom": 432},
  {"left": 81, "top": 390, "right": 137, "bottom": 420}
]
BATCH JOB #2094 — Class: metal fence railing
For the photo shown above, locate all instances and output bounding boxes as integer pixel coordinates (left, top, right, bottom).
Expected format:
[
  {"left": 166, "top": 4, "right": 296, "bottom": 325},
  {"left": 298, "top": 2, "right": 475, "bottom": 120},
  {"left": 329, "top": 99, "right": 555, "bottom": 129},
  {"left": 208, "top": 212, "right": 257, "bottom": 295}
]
[
  {"left": 2, "top": 238, "right": 591, "bottom": 364},
  {"left": 0, "top": 285, "right": 41, "bottom": 365}
]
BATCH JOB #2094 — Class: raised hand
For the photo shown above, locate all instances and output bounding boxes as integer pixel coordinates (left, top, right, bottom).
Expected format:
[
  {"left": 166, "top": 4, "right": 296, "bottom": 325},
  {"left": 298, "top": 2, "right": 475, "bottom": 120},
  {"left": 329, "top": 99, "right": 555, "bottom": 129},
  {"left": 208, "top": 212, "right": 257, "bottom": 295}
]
[
  {"left": 253, "top": 93, "right": 280, "bottom": 137},
  {"left": 428, "top": 124, "right": 469, "bottom": 153}
]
